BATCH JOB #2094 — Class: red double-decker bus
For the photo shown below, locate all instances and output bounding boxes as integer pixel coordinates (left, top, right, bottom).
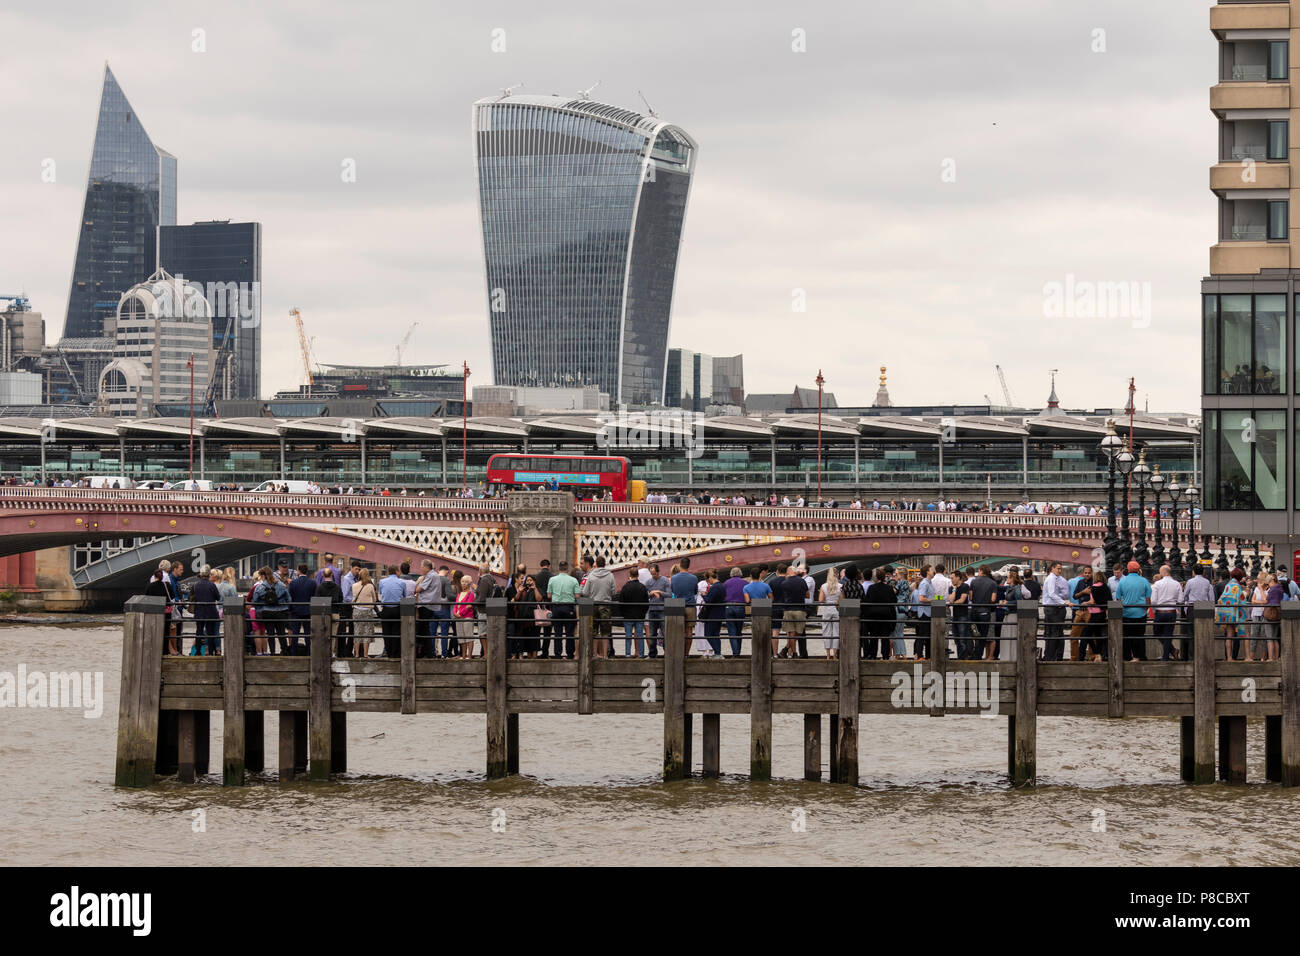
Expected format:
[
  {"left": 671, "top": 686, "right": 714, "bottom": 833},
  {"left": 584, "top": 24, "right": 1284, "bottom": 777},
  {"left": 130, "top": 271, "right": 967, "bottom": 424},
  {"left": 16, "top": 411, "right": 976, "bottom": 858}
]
[{"left": 486, "top": 454, "right": 643, "bottom": 501}]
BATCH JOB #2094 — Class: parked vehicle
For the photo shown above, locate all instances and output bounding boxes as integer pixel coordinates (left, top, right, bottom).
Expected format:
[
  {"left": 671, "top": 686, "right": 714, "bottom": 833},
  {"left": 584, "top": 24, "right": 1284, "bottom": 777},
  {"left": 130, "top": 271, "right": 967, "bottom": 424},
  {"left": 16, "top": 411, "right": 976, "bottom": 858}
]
[
  {"left": 250, "top": 480, "right": 314, "bottom": 494},
  {"left": 87, "top": 476, "right": 132, "bottom": 489}
]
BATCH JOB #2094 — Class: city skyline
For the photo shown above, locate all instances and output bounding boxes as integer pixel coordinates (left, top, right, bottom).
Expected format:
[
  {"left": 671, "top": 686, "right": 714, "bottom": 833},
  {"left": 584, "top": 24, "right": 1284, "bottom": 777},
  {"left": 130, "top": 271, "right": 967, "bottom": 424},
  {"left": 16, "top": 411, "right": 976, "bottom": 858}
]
[{"left": 0, "top": 1, "right": 1216, "bottom": 409}]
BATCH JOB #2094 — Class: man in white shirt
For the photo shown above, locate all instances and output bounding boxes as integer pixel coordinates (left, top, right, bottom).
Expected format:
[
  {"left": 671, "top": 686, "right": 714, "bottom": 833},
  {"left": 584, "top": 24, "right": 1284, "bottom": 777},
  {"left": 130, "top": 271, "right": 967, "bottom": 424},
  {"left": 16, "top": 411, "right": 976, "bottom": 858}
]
[
  {"left": 1041, "top": 562, "right": 1071, "bottom": 661},
  {"left": 1150, "top": 565, "right": 1183, "bottom": 661},
  {"left": 636, "top": 557, "right": 653, "bottom": 587}
]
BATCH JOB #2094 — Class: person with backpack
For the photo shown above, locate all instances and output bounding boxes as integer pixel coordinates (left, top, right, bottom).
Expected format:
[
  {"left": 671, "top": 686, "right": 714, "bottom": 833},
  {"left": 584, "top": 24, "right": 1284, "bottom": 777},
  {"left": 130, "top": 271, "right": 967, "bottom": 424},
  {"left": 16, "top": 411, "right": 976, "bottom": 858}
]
[{"left": 252, "top": 567, "right": 290, "bottom": 655}]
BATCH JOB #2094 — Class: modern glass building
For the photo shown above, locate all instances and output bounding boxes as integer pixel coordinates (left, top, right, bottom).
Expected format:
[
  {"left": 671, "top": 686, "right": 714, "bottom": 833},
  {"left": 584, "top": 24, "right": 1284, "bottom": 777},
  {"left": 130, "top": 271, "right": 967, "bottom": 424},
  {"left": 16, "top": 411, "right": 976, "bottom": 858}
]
[
  {"left": 473, "top": 93, "right": 697, "bottom": 406},
  {"left": 159, "top": 221, "right": 262, "bottom": 400},
  {"left": 64, "top": 65, "right": 176, "bottom": 341}
]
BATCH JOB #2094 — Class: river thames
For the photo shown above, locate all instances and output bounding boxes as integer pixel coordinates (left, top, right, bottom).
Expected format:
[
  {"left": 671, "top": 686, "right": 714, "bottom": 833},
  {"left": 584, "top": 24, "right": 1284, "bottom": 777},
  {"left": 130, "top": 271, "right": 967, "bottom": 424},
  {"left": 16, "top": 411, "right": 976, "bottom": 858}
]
[{"left": 2, "top": 623, "right": 1296, "bottom": 866}]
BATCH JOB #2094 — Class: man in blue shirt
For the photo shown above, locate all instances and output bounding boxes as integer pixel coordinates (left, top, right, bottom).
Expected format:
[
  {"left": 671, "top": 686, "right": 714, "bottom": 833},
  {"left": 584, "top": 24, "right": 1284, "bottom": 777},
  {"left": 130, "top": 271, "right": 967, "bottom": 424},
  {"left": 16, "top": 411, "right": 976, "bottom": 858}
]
[
  {"left": 378, "top": 565, "right": 406, "bottom": 658},
  {"left": 743, "top": 567, "right": 774, "bottom": 656},
  {"left": 1114, "top": 560, "right": 1153, "bottom": 661},
  {"left": 670, "top": 557, "right": 699, "bottom": 639}
]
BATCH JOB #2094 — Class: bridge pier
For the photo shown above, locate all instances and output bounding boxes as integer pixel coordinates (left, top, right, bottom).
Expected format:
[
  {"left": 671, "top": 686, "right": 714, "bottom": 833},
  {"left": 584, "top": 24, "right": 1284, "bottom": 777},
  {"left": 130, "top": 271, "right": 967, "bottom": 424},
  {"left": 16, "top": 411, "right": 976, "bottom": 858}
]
[
  {"left": 750, "top": 600, "right": 773, "bottom": 781},
  {"left": 663, "top": 601, "right": 686, "bottom": 781},
  {"left": 505, "top": 491, "right": 575, "bottom": 573}
]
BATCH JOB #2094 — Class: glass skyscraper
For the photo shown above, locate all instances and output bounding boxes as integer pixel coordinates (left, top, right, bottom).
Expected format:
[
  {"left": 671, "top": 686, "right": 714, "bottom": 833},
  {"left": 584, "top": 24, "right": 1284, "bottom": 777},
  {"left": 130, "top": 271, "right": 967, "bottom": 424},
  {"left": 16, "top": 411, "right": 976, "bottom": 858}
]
[
  {"left": 473, "top": 94, "right": 697, "bottom": 406},
  {"left": 159, "top": 221, "right": 262, "bottom": 400},
  {"left": 63, "top": 65, "right": 176, "bottom": 341}
]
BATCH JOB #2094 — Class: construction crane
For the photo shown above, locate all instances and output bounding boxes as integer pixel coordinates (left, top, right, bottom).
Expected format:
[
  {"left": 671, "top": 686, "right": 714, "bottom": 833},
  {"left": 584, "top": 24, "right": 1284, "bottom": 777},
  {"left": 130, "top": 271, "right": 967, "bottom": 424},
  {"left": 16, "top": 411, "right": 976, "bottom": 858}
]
[
  {"left": 394, "top": 321, "right": 418, "bottom": 366},
  {"left": 289, "top": 308, "right": 314, "bottom": 393},
  {"left": 202, "top": 312, "right": 237, "bottom": 412},
  {"left": 995, "top": 364, "right": 1016, "bottom": 407},
  {"left": 0, "top": 294, "right": 32, "bottom": 311}
]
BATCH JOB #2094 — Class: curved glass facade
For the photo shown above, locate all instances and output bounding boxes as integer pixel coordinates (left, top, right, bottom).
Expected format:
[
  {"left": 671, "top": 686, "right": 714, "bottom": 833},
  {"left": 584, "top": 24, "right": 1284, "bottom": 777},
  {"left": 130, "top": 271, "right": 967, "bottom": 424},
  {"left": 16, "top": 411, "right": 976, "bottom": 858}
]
[
  {"left": 473, "top": 96, "right": 695, "bottom": 405},
  {"left": 64, "top": 66, "right": 176, "bottom": 340}
]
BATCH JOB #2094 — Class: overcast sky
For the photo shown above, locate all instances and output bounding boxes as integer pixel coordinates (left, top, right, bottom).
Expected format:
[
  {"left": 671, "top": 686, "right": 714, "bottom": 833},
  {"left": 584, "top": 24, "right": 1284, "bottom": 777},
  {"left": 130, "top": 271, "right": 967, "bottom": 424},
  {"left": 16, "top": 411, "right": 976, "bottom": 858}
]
[{"left": 0, "top": 0, "right": 1218, "bottom": 411}]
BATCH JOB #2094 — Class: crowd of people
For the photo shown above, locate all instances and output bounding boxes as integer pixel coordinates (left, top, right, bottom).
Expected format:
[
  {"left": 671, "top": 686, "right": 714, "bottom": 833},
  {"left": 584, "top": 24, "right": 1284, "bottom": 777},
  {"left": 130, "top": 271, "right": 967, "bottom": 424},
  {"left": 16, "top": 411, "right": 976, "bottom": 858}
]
[{"left": 146, "top": 550, "right": 1286, "bottom": 665}]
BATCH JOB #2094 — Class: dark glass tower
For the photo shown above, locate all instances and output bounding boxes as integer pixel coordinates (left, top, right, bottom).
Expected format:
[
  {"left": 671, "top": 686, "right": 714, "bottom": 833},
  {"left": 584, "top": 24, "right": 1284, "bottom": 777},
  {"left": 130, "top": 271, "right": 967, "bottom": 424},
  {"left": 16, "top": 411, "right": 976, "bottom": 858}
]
[
  {"left": 63, "top": 65, "right": 176, "bottom": 340},
  {"left": 159, "top": 221, "right": 262, "bottom": 400},
  {"left": 473, "top": 94, "right": 697, "bottom": 406}
]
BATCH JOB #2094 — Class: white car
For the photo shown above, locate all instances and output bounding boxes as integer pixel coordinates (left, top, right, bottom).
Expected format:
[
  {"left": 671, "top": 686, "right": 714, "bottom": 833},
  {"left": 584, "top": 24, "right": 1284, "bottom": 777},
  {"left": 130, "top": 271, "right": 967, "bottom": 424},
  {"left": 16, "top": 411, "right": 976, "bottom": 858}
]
[
  {"left": 135, "top": 480, "right": 171, "bottom": 490},
  {"left": 250, "top": 480, "right": 315, "bottom": 494}
]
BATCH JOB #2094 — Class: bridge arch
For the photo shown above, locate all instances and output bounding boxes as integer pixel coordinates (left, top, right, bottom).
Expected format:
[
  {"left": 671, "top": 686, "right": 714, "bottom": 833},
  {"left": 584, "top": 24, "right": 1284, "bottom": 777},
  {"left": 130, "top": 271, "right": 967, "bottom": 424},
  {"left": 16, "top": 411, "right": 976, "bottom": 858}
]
[{"left": 0, "top": 512, "right": 482, "bottom": 577}]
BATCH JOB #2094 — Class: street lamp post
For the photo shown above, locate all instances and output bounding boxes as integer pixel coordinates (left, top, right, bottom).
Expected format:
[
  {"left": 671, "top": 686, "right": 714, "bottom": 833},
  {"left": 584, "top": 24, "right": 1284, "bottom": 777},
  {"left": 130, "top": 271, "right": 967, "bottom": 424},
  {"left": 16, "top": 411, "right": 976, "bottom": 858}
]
[
  {"left": 1100, "top": 420, "right": 1123, "bottom": 572},
  {"left": 1149, "top": 465, "right": 1167, "bottom": 572},
  {"left": 1116, "top": 444, "right": 1135, "bottom": 567},
  {"left": 815, "top": 369, "right": 824, "bottom": 505},
  {"left": 1132, "top": 448, "right": 1151, "bottom": 576},
  {"left": 187, "top": 353, "right": 195, "bottom": 486},
  {"left": 1183, "top": 483, "right": 1200, "bottom": 580},
  {"left": 1165, "top": 473, "right": 1183, "bottom": 579}
]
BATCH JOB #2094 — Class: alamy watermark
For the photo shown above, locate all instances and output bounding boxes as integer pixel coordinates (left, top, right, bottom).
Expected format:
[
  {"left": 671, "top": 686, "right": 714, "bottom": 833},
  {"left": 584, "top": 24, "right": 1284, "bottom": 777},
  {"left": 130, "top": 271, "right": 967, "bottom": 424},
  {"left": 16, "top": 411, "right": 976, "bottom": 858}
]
[
  {"left": 1043, "top": 273, "right": 1152, "bottom": 328},
  {"left": 0, "top": 665, "right": 104, "bottom": 718},
  {"left": 890, "top": 664, "right": 1000, "bottom": 717},
  {"left": 596, "top": 405, "right": 706, "bottom": 460}
]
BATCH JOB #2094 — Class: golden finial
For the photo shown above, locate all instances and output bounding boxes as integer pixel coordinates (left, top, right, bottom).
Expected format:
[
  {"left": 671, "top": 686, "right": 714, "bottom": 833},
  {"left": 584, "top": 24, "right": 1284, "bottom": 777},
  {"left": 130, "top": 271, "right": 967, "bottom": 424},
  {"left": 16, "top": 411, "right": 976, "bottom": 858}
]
[{"left": 879, "top": 366, "right": 887, "bottom": 386}]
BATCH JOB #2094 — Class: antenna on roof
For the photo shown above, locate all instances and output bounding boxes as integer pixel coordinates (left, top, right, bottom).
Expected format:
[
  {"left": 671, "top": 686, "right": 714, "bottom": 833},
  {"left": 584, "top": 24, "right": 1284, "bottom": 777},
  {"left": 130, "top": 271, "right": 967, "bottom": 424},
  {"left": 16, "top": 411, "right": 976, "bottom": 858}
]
[
  {"left": 637, "top": 90, "right": 658, "bottom": 117},
  {"left": 578, "top": 81, "right": 600, "bottom": 100},
  {"left": 499, "top": 82, "right": 524, "bottom": 99}
]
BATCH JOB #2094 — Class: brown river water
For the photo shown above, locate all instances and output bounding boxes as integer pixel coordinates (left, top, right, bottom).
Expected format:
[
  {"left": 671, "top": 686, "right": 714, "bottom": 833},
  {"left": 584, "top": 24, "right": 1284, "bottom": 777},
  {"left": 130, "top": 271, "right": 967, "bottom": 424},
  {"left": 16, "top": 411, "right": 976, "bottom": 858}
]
[{"left": 1, "top": 622, "right": 1297, "bottom": 866}]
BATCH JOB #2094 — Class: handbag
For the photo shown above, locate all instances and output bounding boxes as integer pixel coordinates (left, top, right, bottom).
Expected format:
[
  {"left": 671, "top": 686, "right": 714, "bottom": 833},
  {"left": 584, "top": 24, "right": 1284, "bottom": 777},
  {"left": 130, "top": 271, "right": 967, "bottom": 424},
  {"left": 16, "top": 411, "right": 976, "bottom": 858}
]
[
  {"left": 533, "top": 606, "right": 552, "bottom": 622},
  {"left": 1264, "top": 604, "right": 1281, "bottom": 622}
]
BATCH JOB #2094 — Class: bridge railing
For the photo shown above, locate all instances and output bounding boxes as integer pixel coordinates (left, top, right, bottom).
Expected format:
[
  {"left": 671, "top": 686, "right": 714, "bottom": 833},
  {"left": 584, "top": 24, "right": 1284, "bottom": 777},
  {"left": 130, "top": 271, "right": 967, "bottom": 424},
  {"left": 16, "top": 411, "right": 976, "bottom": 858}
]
[{"left": 0, "top": 486, "right": 507, "bottom": 512}]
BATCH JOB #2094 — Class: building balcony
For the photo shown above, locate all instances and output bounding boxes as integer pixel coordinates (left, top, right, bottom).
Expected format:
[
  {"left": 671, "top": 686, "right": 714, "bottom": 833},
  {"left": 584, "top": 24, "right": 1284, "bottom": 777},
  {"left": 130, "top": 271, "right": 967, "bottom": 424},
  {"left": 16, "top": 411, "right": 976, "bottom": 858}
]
[
  {"left": 1211, "top": 81, "right": 1290, "bottom": 111},
  {"left": 1211, "top": 4, "right": 1290, "bottom": 33},
  {"left": 1210, "top": 241, "right": 1290, "bottom": 275},
  {"left": 1211, "top": 161, "right": 1290, "bottom": 190}
]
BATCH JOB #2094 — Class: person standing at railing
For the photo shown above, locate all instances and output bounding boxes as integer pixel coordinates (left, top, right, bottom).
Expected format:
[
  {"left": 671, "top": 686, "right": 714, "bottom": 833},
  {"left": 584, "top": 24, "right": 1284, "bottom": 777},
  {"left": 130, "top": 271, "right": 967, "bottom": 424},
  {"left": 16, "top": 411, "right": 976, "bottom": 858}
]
[
  {"left": 913, "top": 564, "right": 934, "bottom": 660},
  {"left": 415, "top": 559, "right": 442, "bottom": 659},
  {"left": 193, "top": 569, "right": 222, "bottom": 655},
  {"left": 547, "top": 561, "right": 580, "bottom": 660},
  {"left": 1151, "top": 565, "right": 1183, "bottom": 662},
  {"left": 723, "top": 567, "right": 747, "bottom": 657},
  {"left": 337, "top": 563, "right": 357, "bottom": 659},
  {"left": 888, "top": 566, "right": 911, "bottom": 659},
  {"left": 351, "top": 569, "right": 377, "bottom": 658},
  {"left": 378, "top": 566, "right": 406, "bottom": 658},
  {"left": 1041, "top": 562, "right": 1070, "bottom": 662},
  {"left": 968, "top": 566, "right": 998, "bottom": 661},
  {"left": 645, "top": 563, "right": 671, "bottom": 659},
  {"left": 288, "top": 563, "right": 316, "bottom": 653},
  {"left": 1115, "top": 560, "right": 1153, "bottom": 662},
  {"left": 580, "top": 556, "right": 617, "bottom": 659}
]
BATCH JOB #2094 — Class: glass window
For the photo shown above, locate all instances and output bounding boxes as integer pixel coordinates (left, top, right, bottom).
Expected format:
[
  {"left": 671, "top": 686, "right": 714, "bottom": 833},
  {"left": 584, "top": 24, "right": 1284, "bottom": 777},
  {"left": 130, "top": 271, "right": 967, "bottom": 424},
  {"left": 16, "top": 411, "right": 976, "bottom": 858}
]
[
  {"left": 1254, "top": 294, "right": 1284, "bottom": 393},
  {"left": 1203, "top": 295, "right": 1218, "bottom": 394},
  {"left": 1222, "top": 294, "right": 1253, "bottom": 393},
  {"left": 1270, "top": 40, "right": 1289, "bottom": 81},
  {"left": 1269, "top": 120, "right": 1288, "bottom": 161},
  {"left": 1269, "top": 200, "right": 1289, "bottom": 240},
  {"left": 1206, "top": 409, "right": 1286, "bottom": 510}
]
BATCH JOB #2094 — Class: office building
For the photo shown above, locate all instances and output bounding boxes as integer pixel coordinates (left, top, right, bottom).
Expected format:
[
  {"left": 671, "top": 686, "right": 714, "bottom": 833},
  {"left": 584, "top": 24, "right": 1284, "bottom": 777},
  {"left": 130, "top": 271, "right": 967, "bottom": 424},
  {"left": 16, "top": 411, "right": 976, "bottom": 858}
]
[
  {"left": 97, "top": 270, "right": 212, "bottom": 416},
  {"left": 63, "top": 65, "right": 176, "bottom": 341},
  {"left": 158, "top": 221, "right": 262, "bottom": 400},
  {"left": 1202, "top": 2, "right": 1300, "bottom": 557},
  {"left": 473, "top": 92, "right": 697, "bottom": 405}
]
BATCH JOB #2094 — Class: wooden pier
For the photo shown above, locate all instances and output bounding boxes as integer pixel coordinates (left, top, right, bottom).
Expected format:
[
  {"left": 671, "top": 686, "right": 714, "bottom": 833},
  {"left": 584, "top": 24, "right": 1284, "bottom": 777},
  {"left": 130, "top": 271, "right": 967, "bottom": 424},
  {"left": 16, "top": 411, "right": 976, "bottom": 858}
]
[{"left": 114, "top": 596, "right": 1300, "bottom": 788}]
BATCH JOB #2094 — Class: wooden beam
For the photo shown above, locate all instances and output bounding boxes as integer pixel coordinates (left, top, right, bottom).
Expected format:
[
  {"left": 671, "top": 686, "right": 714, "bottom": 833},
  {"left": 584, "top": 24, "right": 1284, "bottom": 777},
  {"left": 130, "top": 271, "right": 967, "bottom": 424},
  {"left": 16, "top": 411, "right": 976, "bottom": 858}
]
[
  {"left": 929, "top": 604, "right": 947, "bottom": 717},
  {"left": 1266, "top": 715, "right": 1281, "bottom": 783},
  {"left": 663, "top": 599, "right": 686, "bottom": 780},
  {"left": 750, "top": 598, "right": 773, "bottom": 781},
  {"left": 577, "top": 598, "right": 594, "bottom": 714},
  {"left": 194, "top": 710, "right": 210, "bottom": 776},
  {"left": 1107, "top": 601, "right": 1123, "bottom": 717},
  {"left": 278, "top": 711, "right": 297, "bottom": 783},
  {"left": 1219, "top": 715, "right": 1246, "bottom": 785},
  {"left": 804, "top": 714, "right": 821, "bottom": 781},
  {"left": 177, "top": 710, "right": 196, "bottom": 784},
  {"left": 222, "top": 595, "right": 246, "bottom": 786},
  {"left": 400, "top": 596, "right": 416, "bottom": 714},
  {"left": 702, "top": 713, "right": 720, "bottom": 778},
  {"left": 485, "top": 597, "right": 508, "bottom": 779},
  {"left": 114, "top": 596, "right": 167, "bottom": 788},
  {"left": 308, "top": 597, "right": 333, "bottom": 780},
  {"left": 1013, "top": 599, "right": 1038, "bottom": 786},
  {"left": 1193, "top": 601, "right": 1216, "bottom": 784},
  {"left": 836, "top": 597, "right": 860, "bottom": 786},
  {"left": 1282, "top": 604, "right": 1300, "bottom": 787},
  {"left": 507, "top": 713, "right": 519, "bottom": 775},
  {"left": 331, "top": 712, "right": 348, "bottom": 774}
]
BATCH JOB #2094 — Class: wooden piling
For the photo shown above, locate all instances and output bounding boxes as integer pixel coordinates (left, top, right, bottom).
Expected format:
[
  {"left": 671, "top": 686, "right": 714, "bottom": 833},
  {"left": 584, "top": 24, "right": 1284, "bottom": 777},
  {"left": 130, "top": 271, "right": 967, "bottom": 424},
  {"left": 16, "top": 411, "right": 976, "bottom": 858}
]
[
  {"left": 1266, "top": 715, "right": 1281, "bottom": 783},
  {"left": 1180, "top": 717, "right": 1195, "bottom": 782},
  {"left": 278, "top": 712, "right": 297, "bottom": 782},
  {"left": 663, "top": 599, "right": 686, "bottom": 780},
  {"left": 1283, "top": 604, "right": 1300, "bottom": 787},
  {"left": 485, "top": 597, "right": 508, "bottom": 779},
  {"left": 577, "top": 598, "right": 594, "bottom": 715},
  {"left": 293, "top": 712, "right": 307, "bottom": 776},
  {"left": 1012, "top": 599, "right": 1037, "bottom": 786},
  {"left": 245, "top": 712, "right": 265, "bottom": 773},
  {"left": 222, "top": 595, "right": 246, "bottom": 786},
  {"left": 702, "top": 713, "right": 720, "bottom": 778},
  {"left": 1107, "top": 601, "right": 1123, "bottom": 717},
  {"left": 177, "top": 710, "right": 196, "bottom": 783},
  {"left": 804, "top": 714, "right": 821, "bottom": 781},
  {"left": 828, "top": 716, "right": 839, "bottom": 782},
  {"left": 929, "top": 604, "right": 948, "bottom": 717},
  {"left": 507, "top": 713, "right": 519, "bottom": 775},
  {"left": 1219, "top": 716, "right": 1246, "bottom": 784},
  {"left": 114, "top": 595, "right": 166, "bottom": 788},
  {"left": 400, "top": 596, "right": 416, "bottom": 714},
  {"left": 308, "top": 597, "right": 333, "bottom": 780},
  {"left": 684, "top": 712, "right": 693, "bottom": 776},
  {"left": 1192, "top": 601, "right": 1215, "bottom": 784},
  {"left": 331, "top": 712, "right": 348, "bottom": 774},
  {"left": 749, "top": 598, "right": 773, "bottom": 781},
  {"left": 195, "top": 710, "right": 210, "bottom": 776},
  {"left": 836, "top": 598, "right": 860, "bottom": 786}
]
